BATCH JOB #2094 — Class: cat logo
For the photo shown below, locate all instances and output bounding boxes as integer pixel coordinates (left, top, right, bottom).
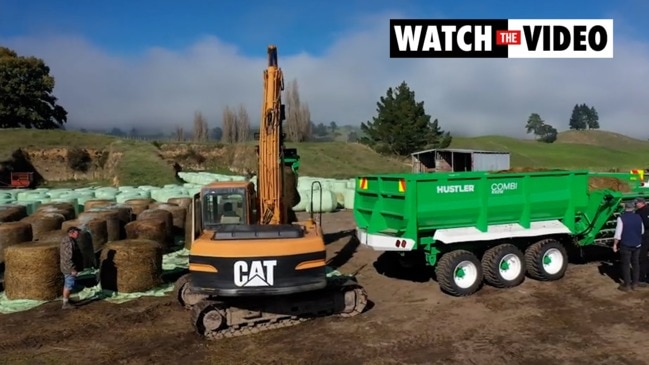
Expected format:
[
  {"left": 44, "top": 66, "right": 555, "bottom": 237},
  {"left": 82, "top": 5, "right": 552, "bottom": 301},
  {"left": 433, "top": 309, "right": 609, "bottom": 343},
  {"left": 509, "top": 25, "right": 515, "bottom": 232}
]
[{"left": 233, "top": 260, "right": 277, "bottom": 287}]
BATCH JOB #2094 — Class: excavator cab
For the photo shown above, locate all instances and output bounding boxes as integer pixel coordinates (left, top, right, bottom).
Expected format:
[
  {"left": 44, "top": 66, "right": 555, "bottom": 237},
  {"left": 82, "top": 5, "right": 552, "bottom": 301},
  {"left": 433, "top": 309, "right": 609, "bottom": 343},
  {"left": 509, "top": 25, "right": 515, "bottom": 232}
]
[{"left": 200, "top": 182, "right": 255, "bottom": 226}]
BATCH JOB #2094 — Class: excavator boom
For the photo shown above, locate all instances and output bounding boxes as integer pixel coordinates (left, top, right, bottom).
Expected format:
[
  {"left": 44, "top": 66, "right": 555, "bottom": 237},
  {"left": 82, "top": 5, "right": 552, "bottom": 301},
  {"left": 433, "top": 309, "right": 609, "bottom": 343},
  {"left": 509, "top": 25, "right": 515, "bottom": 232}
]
[{"left": 258, "top": 45, "right": 285, "bottom": 225}]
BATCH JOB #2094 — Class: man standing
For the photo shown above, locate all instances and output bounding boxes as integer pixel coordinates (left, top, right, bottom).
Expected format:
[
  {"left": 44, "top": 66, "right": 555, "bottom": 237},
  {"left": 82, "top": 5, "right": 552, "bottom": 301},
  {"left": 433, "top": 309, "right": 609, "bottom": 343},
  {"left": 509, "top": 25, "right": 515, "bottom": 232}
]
[
  {"left": 613, "top": 201, "right": 646, "bottom": 291},
  {"left": 60, "top": 226, "right": 83, "bottom": 309},
  {"left": 636, "top": 197, "right": 649, "bottom": 283}
]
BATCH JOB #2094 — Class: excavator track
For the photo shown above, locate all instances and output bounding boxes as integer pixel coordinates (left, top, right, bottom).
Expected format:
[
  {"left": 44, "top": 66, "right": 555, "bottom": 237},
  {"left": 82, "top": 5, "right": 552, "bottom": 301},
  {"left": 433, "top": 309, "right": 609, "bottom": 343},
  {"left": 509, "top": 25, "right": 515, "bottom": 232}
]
[{"left": 189, "top": 278, "right": 368, "bottom": 340}]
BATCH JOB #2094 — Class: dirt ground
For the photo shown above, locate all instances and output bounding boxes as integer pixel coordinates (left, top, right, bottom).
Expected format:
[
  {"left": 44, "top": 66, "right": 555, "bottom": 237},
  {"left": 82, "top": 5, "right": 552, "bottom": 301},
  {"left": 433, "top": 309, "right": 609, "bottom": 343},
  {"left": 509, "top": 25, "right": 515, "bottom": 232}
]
[{"left": 1, "top": 210, "right": 649, "bottom": 365}]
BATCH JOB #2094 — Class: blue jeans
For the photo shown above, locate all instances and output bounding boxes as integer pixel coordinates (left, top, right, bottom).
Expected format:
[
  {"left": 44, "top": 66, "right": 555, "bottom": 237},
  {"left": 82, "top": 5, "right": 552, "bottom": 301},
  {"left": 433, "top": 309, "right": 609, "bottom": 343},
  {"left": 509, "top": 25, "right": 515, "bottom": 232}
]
[{"left": 64, "top": 274, "right": 76, "bottom": 290}]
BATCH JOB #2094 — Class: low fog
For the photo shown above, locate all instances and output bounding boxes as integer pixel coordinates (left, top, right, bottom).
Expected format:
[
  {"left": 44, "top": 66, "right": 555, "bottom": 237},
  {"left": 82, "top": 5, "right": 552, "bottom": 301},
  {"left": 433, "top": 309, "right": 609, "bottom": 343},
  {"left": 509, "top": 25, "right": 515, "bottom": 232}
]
[{"left": 2, "top": 13, "right": 648, "bottom": 138}]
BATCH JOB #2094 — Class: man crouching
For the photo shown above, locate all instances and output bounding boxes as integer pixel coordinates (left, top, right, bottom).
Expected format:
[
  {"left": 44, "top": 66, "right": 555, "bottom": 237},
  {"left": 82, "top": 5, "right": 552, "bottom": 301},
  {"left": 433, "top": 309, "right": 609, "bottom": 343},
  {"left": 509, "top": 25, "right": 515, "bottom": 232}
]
[{"left": 60, "top": 226, "right": 83, "bottom": 309}]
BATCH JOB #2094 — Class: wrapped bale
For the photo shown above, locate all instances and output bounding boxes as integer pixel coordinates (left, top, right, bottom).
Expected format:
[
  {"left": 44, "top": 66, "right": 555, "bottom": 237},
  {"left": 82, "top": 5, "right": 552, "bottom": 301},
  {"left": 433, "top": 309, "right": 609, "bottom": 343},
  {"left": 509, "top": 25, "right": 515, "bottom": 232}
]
[
  {"left": 0, "top": 222, "right": 33, "bottom": 264},
  {"left": 167, "top": 197, "right": 192, "bottom": 210},
  {"left": 125, "top": 219, "right": 168, "bottom": 249},
  {"left": 36, "top": 202, "right": 76, "bottom": 221},
  {"left": 20, "top": 212, "right": 66, "bottom": 240},
  {"left": 83, "top": 199, "right": 114, "bottom": 211},
  {"left": 4, "top": 241, "right": 63, "bottom": 300},
  {"left": 0, "top": 204, "right": 28, "bottom": 222},
  {"left": 99, "top": 239, "right": 163, "bottom": 293},
  {"left": 124, "top": 198, "right": 154, "bottom": 217},
  {"left": 149, "top": 203, "right": 186, "bottom": 235},
  {"left": 137, "top": 209, "right": 173, "bottom": 244},
  {"left": 62, "top": 218, "right": 108, "bottom": 268},
  {"left": 78, "top": 209, "right": 120, "bottom": 242}
]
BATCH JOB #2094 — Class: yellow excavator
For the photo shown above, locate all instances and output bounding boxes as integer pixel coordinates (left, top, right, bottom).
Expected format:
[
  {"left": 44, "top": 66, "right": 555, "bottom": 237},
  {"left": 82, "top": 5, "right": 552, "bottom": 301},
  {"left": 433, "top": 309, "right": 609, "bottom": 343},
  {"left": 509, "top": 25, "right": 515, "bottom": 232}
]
[{"left": 173, "top": 45, "right": 368, "bottom": 339}]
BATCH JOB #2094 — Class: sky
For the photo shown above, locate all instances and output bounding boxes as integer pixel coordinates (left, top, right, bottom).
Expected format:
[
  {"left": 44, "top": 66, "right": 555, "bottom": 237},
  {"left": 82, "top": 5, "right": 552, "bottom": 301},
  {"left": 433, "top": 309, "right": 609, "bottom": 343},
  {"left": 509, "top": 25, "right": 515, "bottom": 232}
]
[{"left": 1, "top": 0, "right": 648, "bottom": 138}]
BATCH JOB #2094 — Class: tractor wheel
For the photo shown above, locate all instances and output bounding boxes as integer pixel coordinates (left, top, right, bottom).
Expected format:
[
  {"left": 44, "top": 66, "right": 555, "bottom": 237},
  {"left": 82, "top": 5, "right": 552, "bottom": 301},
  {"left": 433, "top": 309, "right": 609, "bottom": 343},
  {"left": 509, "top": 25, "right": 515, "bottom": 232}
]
[
  {"left": 435, "top": 250, "right": 483, "bottom": 296},
  {"left": 482, "top": 244, "right": 526, "bottom": 288},
  {"left": 525, "top": 239, "right": 568, "bottom": 281}
]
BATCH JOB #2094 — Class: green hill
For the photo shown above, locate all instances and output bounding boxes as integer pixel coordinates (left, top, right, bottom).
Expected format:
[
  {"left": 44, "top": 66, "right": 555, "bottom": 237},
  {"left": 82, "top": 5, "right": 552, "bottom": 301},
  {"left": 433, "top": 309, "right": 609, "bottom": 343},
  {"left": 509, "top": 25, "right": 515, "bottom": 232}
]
[
  {"left": 450, "top": 130, "right": 649, "bottom": 170},
  {"left": 0, "top": 129, "right": 646, "bottom": 188}
]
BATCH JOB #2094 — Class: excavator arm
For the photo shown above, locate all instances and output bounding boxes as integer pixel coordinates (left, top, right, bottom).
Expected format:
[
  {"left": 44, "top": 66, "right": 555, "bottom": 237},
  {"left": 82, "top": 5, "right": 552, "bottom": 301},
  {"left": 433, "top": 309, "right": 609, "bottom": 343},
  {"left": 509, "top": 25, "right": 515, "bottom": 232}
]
[{"left": 257, "top": 45, "right": 286, "bottom": 225}]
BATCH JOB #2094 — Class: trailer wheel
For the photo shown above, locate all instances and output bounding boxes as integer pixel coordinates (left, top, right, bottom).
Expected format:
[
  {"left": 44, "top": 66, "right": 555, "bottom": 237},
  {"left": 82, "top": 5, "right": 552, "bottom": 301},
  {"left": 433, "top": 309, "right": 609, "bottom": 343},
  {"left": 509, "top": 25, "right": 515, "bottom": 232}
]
[
  {"left": 482, "top": 244, "right": 526, "bottom": 288},
  {"left": 525, "top": 239, "right": 568, "bottom": 281},
  {"left": 435, "top": 250, "right": 483, "bottom": 296}
]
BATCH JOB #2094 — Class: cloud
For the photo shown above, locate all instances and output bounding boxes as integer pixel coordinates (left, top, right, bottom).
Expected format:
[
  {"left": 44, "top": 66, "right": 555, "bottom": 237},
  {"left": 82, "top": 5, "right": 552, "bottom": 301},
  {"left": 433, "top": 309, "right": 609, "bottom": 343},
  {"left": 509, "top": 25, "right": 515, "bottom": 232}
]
[{"left": 2, "top": 13, "right": 649, "bottom": 138}]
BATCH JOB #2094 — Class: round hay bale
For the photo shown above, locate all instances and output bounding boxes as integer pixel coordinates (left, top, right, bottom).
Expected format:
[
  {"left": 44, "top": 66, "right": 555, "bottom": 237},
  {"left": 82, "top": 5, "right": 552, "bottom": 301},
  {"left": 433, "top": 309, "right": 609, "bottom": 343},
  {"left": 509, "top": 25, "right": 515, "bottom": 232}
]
[
  {"left": 78, "top": 209, "right": 120, "bottom": 242},
  {"left": 124, "top": 198, "right": 154, "bottom": 217},
  {"left": 0, "top": 204, "right": 28, "bottom": 222},
  {"left": 4, "top": 241, "right": 63, "bottom": 300},
  {"left": 106, "top": 203, "right": 134, "bottom": 227},
  {"left": 99, "top": 239, "right": 163, "bottom": 293},
  {"left": 62, "top": 218, "right": 107, "bottom": 268},
  {"left": 84, "top": 199, "right": 114, "bottom": 211},
  {"left": 37, "top": 229, "right": 68, "bottom": 244},
  {"left": 20, "top": 212, "right": 66, "bottom": 240},
  {"left": 167, "top": 197, "right": 192, "bottom": 209},
  {"left": 36, "top": 202, "right": 76, "bottom": 221},
  {"left": 125, "top": 219, "right": 168, "bottom": 248},
  {"left": 137, "top": 209, "right": 173, "bottom": 243},
  {"left": 0, "top": 221, "right": 33, "bottom": 263},
  {"left": 148, "top": 203, "right": 186, "bottom": 234}
]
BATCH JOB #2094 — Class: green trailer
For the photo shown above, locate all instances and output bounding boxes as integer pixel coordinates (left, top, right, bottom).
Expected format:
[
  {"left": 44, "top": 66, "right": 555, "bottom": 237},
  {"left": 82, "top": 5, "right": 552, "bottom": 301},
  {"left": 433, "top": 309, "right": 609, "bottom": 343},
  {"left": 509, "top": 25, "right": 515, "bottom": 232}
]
[{"left": 353, "top": 169, "right": 647, "bottom": 296}]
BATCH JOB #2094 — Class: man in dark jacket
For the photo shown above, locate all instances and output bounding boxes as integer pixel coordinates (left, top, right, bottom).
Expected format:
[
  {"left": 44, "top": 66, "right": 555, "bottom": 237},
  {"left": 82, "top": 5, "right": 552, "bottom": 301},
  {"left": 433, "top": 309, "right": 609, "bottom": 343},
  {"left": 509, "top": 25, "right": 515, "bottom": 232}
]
[
  {"left": 613, "top": 201, "right": 647, "bottom": 291},
  {"left": 60, "top": 226, "right": 83, "bottom": 309},
  {"left": 635, "top": 197, "right": 649, "bottom": 283}
]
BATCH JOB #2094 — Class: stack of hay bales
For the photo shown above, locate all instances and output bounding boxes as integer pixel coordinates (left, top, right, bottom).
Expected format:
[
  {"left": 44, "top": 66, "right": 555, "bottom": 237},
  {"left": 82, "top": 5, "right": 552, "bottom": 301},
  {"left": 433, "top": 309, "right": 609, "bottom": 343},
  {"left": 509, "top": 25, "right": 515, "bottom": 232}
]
[
  {"left": 98, "top": 239, "right": 163, "bottom": 293},
  {"left": 3, "top": 241, "right": 63, "bottom": 300}
]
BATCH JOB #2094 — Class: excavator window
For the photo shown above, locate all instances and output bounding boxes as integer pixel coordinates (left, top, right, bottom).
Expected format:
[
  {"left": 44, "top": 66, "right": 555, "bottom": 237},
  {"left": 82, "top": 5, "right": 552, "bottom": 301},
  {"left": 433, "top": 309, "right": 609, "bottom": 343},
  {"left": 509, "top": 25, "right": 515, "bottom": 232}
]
[{"left": 202, "top": 189, "right": 247, "bottom": 227}]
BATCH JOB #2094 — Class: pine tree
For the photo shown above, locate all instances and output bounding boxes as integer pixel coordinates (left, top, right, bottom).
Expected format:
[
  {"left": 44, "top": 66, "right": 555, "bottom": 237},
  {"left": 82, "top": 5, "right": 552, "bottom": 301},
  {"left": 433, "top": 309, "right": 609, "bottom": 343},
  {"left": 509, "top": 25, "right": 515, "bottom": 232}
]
[
  {"left": 569, "top": 104, "right": 587, "bottom": 130},
  {"left": 360, "top": 81, "right": 451, "bottom": 156},
  {"left": 586, "top": 105, "right": 600, "bottom": 129}
]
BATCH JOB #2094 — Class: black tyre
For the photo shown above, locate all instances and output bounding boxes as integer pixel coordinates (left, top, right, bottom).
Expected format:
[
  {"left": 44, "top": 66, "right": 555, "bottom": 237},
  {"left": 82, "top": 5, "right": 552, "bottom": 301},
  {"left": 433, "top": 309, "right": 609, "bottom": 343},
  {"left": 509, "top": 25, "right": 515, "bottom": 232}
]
[
  {"left": 482, "top": 244, "right": 526, "bottom": 288},
  {"left": 435, "top": 250, "right": 483, "bottom": 296},
  {"left": 525, "top": 239, "right": 568, "bottom": 281}
]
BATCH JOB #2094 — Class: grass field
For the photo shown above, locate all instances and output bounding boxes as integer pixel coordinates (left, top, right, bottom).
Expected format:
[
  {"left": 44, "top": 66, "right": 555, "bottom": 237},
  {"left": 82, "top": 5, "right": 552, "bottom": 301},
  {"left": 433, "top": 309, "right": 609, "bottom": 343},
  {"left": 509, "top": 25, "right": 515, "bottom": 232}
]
[{"left": 0, "top": 128, "right": 647, "bottom": 186}]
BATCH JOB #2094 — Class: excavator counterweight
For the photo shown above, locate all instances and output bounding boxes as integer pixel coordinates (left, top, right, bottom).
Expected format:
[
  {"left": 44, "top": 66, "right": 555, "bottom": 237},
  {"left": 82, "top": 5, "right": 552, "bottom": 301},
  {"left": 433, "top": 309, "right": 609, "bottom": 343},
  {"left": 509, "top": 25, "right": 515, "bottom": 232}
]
[{"left": 173, "top": 45, "right": 368, "bottom": 340}]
